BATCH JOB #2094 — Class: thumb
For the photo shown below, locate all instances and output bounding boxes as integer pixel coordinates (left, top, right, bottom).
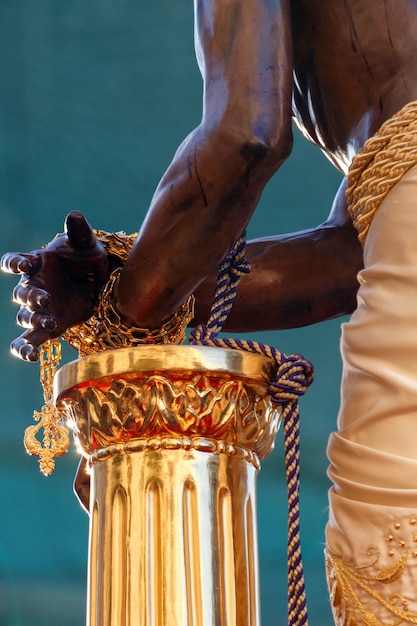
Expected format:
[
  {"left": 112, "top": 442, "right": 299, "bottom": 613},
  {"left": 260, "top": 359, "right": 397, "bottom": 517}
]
[{"left": 64, "top": 211, "right": 96, "bottom": 250}]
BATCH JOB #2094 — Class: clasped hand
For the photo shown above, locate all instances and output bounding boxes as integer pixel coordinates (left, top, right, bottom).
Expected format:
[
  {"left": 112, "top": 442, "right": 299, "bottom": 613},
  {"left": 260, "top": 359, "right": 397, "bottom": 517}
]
[{"left": 1, "top": 211, "right": 110, "bottom": 362}]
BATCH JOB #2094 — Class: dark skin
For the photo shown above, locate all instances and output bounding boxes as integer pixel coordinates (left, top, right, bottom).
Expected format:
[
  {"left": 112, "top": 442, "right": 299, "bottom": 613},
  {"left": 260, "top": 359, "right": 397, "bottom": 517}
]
[{"left": 3, "top": 0, "right": 417, "bottom": 507}]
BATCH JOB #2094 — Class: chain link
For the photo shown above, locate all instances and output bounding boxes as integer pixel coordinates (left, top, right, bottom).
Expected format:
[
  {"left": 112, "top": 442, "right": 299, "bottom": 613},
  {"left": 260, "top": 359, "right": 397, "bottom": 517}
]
[{"left": 24, "top": 339, "right": 70, "bottom": 475}]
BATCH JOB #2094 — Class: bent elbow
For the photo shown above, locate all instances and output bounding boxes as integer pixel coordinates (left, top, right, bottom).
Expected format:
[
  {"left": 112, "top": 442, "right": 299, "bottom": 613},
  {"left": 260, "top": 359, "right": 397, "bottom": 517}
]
[
  {"left": 240, "top": 124, "right": 293, "bottom": 168},
  {"left": 200, "top": 120, "right": 293, "bottom": 182}
]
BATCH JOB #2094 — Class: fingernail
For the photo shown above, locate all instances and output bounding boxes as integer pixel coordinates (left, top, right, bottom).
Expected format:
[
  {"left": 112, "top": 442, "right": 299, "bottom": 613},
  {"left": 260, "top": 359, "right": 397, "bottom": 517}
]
[
  {"left": 38, "top": 295, "right": 50, "bottom": 308},
  {"left": 27, "top": 349, "right": 40, "bottom": 363},
  {"left": 17, "top": 259, "right": 30, "bottom": 273},
  {"left": 41, "top": 317, "right": 57, "bottom": 331}
]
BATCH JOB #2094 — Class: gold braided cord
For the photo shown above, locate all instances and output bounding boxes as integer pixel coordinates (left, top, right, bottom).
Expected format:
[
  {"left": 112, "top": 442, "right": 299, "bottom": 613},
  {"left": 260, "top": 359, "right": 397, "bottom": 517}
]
[
  {"left": 347, "top": 101, "right": 417, "bottom": 246},
  {"left": 326, "top": 548, "right": 417, "bottom": 626}
]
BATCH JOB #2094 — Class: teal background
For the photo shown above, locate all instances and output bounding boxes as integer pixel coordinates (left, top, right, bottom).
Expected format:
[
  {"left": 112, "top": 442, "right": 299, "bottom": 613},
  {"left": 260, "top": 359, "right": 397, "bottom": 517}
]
[{"left": 0, "top": 2, "right": 344, "bottom": 624}]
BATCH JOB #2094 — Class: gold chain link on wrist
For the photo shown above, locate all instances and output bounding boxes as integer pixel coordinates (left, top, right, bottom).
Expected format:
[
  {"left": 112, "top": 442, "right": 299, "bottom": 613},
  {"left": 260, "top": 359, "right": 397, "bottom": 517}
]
[
  {"left": 64, "top": 266, "right": 195, "bottom": 355},
  {"left": 63, "top": 230, "right": 195, "bottom": 356},
  {"left": 93, "top": 228, "right": 137, "bottom": 262}
]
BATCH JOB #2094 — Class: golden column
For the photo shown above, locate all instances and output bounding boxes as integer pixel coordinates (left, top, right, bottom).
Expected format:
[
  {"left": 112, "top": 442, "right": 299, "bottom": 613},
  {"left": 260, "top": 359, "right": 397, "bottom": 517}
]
[{"left": 55, "top": 344, "right": 281, "bottom": 626}]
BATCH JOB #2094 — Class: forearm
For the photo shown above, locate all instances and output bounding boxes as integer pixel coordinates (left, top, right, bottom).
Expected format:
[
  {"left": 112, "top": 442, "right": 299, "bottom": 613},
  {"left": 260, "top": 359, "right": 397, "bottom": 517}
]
[
  {"left": 116, "top": 0, "right": 294, "bottom": 327},
  {"left": 118, "top": 128, "right": 290, "bottom": 323},
  {"left": 193, "top": 220, "right": 363, "bottom": 331}
]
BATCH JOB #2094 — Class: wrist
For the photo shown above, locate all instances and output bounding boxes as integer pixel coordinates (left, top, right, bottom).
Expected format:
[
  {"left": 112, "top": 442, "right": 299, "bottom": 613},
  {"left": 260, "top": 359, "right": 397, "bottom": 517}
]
[
  {"left": 96, "top": 266, "right": 195, "bottom": 348},
  {"left": 64, "top": 266, "right": 195, "bottom": 356}
]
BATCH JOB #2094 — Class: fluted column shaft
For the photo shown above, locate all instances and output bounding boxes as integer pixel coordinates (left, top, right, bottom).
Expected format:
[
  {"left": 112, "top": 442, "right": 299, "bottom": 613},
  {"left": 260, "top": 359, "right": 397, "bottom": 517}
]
[{"left": 88, "top": 448, "right": 259, "bottom": 626}]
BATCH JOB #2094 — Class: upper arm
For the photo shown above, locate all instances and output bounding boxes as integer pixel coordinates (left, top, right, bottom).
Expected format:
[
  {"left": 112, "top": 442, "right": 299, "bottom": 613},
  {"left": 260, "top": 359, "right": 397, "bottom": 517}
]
[{"left": 194, "top": 0, "right": 294, "bottom": 149}]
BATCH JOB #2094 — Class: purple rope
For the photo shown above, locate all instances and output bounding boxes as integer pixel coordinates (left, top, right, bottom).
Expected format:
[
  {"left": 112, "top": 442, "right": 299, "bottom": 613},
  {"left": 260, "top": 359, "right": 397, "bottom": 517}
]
[
  {"left": 270, "top": 357, "right": 313, "bottom": 626},
  {"left": 203, "top": 233, "right": 251, "bottom": 335},
  {"left": 190, "top": 233, "right": 314, "bottom": 626}
]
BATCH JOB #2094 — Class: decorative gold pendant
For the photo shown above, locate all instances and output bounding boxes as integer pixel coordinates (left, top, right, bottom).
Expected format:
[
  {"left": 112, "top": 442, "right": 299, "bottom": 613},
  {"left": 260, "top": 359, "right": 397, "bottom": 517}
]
[{"left": 24, "top": 339, "right": 70, "bottom": 475}]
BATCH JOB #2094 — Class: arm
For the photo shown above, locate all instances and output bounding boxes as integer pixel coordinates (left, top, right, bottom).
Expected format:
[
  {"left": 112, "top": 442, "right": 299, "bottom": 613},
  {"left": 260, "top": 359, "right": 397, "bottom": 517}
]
[
  {"left": 1, "top": 0, "right": 294, "bottom": 360},
  {"left": 193, "top": 178, "right": 363, "bottom": 330},
  {"left": 115, "top": 0, "right": 294, "bottom": 327},
  {"left": 2, "top": 182, "right": 361, "bottom": 360}
]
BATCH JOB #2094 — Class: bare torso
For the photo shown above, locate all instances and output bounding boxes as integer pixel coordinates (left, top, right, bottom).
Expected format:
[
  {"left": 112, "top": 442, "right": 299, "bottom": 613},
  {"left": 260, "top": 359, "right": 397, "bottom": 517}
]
[{"left": 292, "top": 0, "right": 417, "bottom": 172}]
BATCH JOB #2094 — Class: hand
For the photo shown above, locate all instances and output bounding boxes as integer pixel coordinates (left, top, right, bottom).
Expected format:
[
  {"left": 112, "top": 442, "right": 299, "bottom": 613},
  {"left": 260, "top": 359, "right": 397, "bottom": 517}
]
[
  {"left": 1, "top": 211, "right": 111, "bottom": 362},
  {"left": 74, "top": 457, "right": 90, "bottom": 513}
]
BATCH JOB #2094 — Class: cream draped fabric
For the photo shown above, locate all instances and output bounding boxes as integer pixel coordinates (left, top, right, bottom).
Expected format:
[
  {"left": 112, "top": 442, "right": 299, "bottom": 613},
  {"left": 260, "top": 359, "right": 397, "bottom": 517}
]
[{"left": 325, "top": 163, "right": 417, "bottom": 625}]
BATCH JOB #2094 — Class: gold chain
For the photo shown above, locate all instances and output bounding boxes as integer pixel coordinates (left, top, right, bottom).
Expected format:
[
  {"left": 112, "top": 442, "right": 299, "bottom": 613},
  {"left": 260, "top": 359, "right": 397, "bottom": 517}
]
[
  {"left": 64, "top": 267, "right": 195, "bottom": 355},
  {"left": 24, "top": 339, "right": 70, "bottom": 475},
  {"left": 92, "top": 229, "right": 137, "bottom": 261}
]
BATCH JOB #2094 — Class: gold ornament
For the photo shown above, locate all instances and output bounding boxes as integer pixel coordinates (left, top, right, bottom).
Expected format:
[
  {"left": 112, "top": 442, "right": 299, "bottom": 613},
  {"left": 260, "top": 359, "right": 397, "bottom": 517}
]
[
  {"left": 326, "top": 547, "right": 417, "bottom": 626},
  {"left": 24, "top": 339, "right": 70, "bottom": 475}
]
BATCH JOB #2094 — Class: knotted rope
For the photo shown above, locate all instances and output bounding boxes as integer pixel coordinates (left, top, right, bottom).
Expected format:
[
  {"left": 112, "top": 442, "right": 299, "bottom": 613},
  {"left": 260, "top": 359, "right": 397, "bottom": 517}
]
[{"left": 190, "top": 233, "right": 314, "bottom": 626}]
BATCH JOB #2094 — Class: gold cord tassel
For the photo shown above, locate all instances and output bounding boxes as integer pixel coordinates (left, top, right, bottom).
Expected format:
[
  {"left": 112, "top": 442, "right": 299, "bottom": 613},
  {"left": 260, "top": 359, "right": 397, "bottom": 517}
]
[{"left": 24, "top": 339, "right": 70, "bottom": 475}]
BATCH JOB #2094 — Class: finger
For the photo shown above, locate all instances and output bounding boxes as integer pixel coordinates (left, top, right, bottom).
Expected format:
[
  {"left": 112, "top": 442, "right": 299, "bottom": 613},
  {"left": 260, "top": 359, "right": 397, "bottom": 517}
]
[
  {"left": 13, "top": 282, "right": 50, "bottom": 309},
  {"left": 16, "top": 307, "right": 57, "bottom": 331},
  {"left": 65, "top": 211, "right": 96, "bottom": 250},
  {"left": 1, "top": 252, "right": 41, "bottom": 275},
  {"left": 11, "top": 325, "right": 55, "bottom": 361},
  {"left": 10, "top": 335, "right": 42, "bottom": 362}
]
